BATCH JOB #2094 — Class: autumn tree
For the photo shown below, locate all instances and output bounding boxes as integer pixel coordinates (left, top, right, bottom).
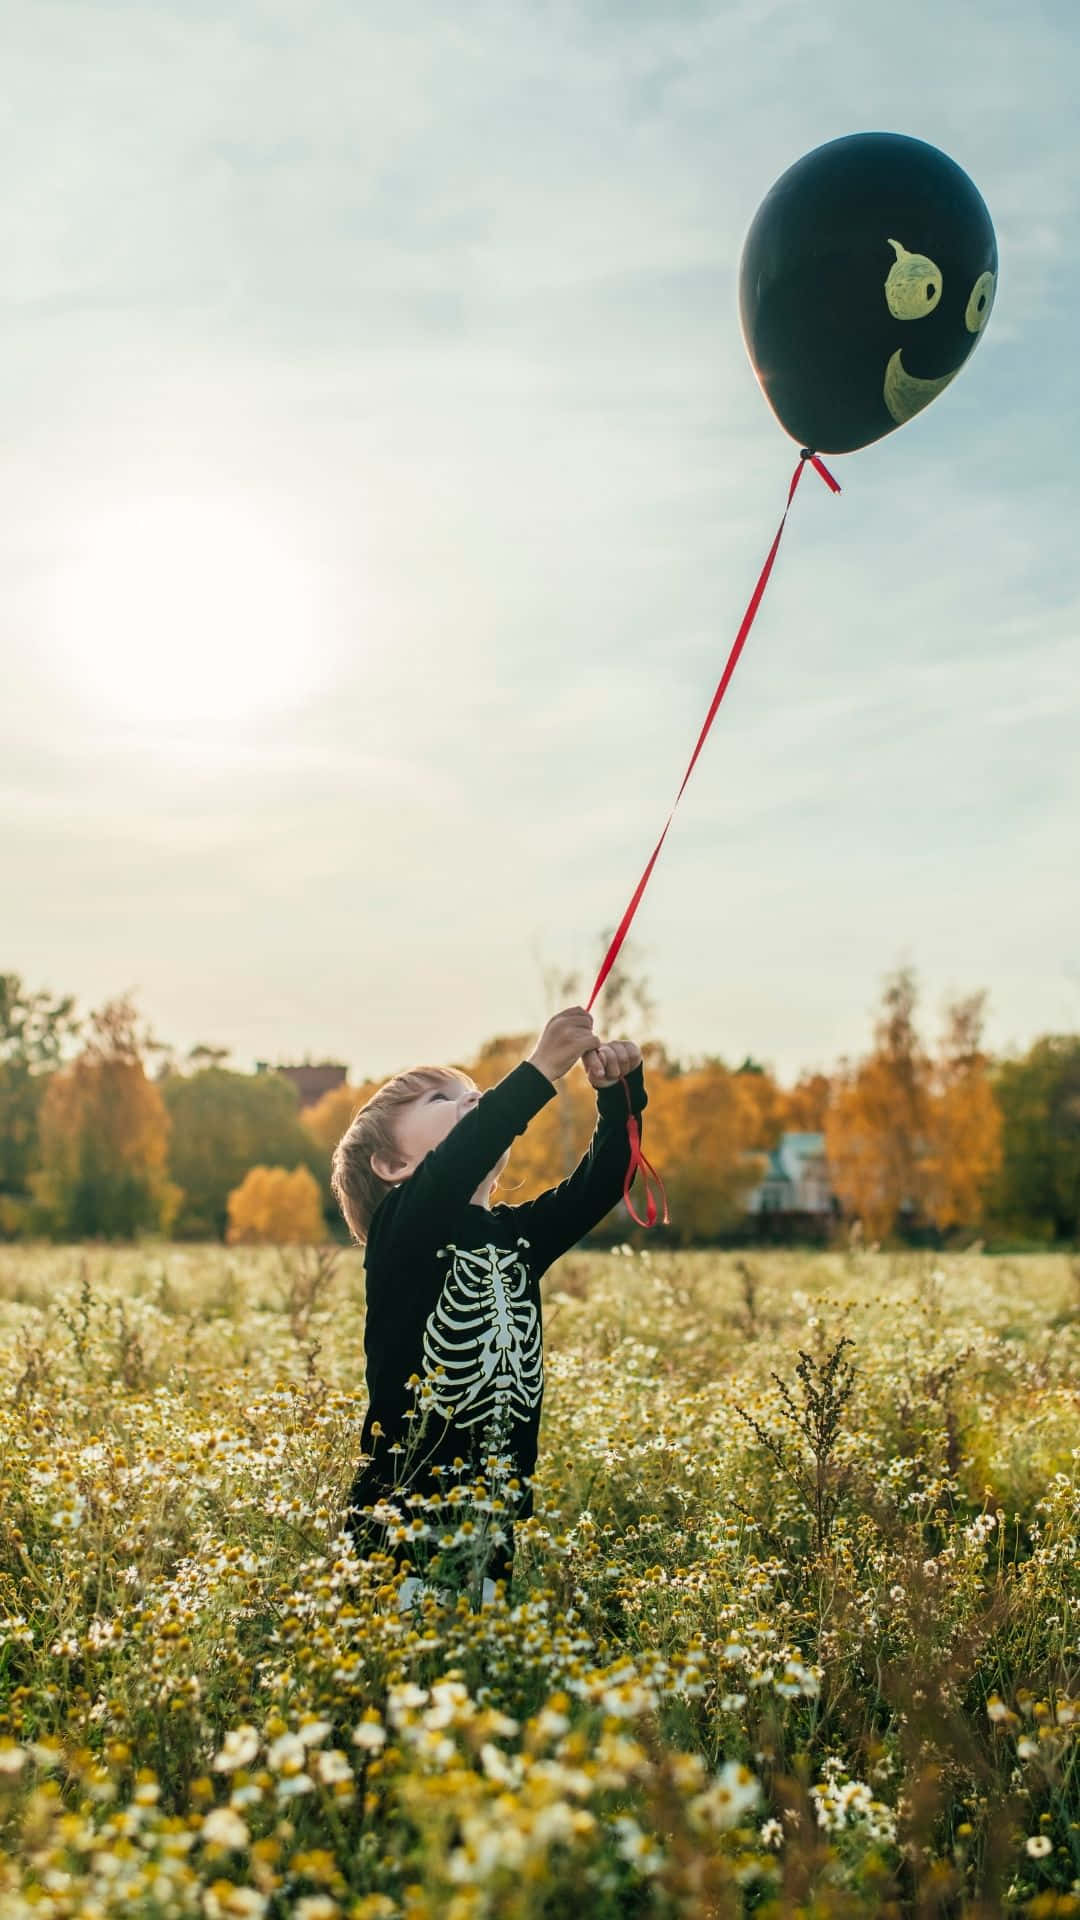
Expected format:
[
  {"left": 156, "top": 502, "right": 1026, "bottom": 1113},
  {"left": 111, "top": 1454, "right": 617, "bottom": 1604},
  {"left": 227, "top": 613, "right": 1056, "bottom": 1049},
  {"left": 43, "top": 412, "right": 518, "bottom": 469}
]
[
  {"left": 33, "top": 996, "right": 180, "bottom": 1238},
  {"left": 226, "top": 1165, "right": 324, "bottom": 1245},
  {"left": 733, "top": 1059, "right": 786, "bottom": 1150},
  {"left": 163, "top": 1067, "right": 325, "bottom": 1239},
  {"left": 0, "top": 974, "right": 82, "bottom": 1236},
  {"left": 826, "top": 969, "right": 930, "bottom": 1239},
  {"left": 645, "top": 1062, "right": 764, "bottom": 1244},
  {"left": 990, "top": 1035, "right": 1080, "bottom": 1240},
  {"left": 925, "top": 993, "right": 1002, "bottom": 1232},
  {"left": 781, "top": 1071, "right": 832, "bottom": 1134},
  {"left": 827, "top": 970, "right": 1001, "bottom": 1240},
  {"left": 302, "top": 1080, "right": 380, "bottom": 1159}
]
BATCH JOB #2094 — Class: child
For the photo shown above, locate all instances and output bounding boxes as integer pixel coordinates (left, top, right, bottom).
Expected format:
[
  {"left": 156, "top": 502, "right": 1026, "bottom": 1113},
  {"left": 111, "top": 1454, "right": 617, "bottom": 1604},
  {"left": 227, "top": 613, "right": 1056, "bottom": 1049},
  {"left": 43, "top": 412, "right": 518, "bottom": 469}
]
[{"left": 330, "top": 1005, "right": 646, "bottom": 1603}]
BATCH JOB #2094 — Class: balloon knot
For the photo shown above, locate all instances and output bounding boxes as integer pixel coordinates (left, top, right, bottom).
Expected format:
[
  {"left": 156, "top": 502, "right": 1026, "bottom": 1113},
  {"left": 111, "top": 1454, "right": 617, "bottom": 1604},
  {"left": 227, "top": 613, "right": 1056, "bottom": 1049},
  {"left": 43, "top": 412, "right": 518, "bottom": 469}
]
[{"left": 799, "top": 447, "right": 815, "bottom": 461}]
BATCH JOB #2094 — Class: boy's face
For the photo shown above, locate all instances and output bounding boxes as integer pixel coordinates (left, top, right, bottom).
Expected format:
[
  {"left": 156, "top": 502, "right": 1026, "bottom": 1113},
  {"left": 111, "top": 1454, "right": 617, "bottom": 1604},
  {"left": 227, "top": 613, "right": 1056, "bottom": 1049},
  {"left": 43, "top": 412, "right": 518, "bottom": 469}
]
[
  {"left": 378, "top": 1074, "right": 510, "bottom": 1194},
  {"left": 392, "top": 1073, "right": 479, "bottom": 1171}
]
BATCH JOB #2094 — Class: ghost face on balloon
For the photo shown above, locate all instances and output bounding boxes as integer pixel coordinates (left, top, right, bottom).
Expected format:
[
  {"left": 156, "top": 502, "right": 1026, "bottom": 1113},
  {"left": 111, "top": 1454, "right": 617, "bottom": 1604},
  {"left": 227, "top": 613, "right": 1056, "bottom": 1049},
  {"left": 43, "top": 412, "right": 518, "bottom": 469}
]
[
  {"left": 881, "top": 235, "right": 995, "bottom": 426},
  {"left": 739, "top": 133, "right": 998, "bottom": 454}
]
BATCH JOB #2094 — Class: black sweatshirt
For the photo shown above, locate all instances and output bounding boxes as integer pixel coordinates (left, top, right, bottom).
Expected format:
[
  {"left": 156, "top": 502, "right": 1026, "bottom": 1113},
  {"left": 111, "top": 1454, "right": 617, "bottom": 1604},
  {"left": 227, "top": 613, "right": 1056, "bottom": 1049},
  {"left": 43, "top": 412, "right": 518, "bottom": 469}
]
[{"left": 346, "top": 1058, "right": 648, "bottom": 1566}]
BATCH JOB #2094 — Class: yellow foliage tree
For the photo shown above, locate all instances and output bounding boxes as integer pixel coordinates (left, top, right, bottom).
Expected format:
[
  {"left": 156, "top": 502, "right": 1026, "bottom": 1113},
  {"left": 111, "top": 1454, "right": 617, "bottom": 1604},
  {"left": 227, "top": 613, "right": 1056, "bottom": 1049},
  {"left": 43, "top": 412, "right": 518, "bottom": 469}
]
[
  {"left": 924, "top": 994, "right": 1002, "bottom": 1231},
  {"left": 826, "top": 972, "right": 1002, "bottom": 1239},
  {"left": 302, "top": 1080, "right": 380, "bottom": 1157},
  {"left": 732, "top": 1065, "right": 785, "bottom": 1151},
  {"left": 226, "top": 1165, "right": 325, "bottom": 1245},
  {"left": 781, "top": 1071, "right": 832, "bottom": 1134},
  {"left": 33, "top": 996, "right": 180, "bottom": 1238},
  {"left": 645, "top": 1064, "right": 764, "bottom": 1244}
]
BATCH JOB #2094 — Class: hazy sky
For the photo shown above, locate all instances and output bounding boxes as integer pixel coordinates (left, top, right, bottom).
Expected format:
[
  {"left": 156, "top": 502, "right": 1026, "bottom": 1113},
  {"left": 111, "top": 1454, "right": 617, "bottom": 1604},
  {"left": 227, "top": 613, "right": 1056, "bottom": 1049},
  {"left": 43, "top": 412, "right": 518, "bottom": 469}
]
[{"left": 4, "top": 0, "right": 1077, "bottom": 1082}]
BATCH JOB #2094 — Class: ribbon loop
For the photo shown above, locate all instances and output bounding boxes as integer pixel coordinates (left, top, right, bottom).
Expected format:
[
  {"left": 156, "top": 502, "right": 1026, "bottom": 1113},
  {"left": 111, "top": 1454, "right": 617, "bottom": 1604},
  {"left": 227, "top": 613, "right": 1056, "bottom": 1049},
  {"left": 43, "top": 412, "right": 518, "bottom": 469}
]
[{"left": 621, "top": 1090, "right": 670, "bottom": 1230}]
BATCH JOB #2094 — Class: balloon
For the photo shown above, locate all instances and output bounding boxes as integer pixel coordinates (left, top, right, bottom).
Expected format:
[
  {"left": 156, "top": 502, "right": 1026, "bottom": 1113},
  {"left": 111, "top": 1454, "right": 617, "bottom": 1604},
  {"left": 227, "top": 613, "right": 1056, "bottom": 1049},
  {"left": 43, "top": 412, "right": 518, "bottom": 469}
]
[{"left": 738, "top": 132, "right": 998, "bottom": 454}]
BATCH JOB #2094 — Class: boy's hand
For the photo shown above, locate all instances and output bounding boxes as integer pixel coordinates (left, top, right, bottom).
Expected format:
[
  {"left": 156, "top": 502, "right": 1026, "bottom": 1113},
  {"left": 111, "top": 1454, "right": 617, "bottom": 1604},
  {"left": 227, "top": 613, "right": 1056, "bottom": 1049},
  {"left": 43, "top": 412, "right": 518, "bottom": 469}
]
[
  {"left": 583, "top": 1039, "right": 642, "bottom": 1088},
  {"left": 528, "top": 1007, "right": 597, "bottom": 1084}
]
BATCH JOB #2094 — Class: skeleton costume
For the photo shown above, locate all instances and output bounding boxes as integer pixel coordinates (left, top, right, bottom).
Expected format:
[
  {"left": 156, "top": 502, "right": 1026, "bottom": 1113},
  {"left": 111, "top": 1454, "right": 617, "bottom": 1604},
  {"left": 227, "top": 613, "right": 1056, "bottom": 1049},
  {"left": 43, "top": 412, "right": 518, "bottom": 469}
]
[{"left": 347, "top": 1058, "right": 647, "bottom": 1584}]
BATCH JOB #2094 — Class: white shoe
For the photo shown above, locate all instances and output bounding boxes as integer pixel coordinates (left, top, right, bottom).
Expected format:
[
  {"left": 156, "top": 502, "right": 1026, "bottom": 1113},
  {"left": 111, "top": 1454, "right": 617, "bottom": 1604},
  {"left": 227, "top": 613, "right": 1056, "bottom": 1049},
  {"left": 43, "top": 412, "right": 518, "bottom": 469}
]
[{"left": 396, "top": 1575, "right": 450, "bottom": 1611}]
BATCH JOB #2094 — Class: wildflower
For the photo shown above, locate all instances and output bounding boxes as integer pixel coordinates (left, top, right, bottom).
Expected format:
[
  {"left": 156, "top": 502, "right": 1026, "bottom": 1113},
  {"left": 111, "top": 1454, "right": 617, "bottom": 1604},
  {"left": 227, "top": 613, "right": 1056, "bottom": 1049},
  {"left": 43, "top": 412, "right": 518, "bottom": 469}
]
[
  {"left": 49, "top": 1495, "right": 87, "bottom": 1530},
  {"left": 613, "top": 1816, "right": 664, "bottom": 1874},
  {"left": 531, "top": 1701, "right": 571, "bottom": 1744},
  {"left": 0, "top": 1743, "right": 28, "bottom": 1774},
  {"left": 352, "top": 1721, "right": 387, "bottom": 1754},
  {"left": 760, "top": 1817, "right": 783, "bottom": 1848},
  {"left": 0, "top": 1616, "right": 34, "bottom": 1647},
  {"left": 297, "top": 1719, "right": 333, "bottom": 1747},
  {"left": 1025, "top": 1834, "right": 1053, "bottom": 1857},
  {"left": 479, "top": 1743, "right": 523, "bottom": 1787},
  {"left": 213, "top": 1728, "right": 261, "bottom": 1772},
  {"left": 266, "top": 1733, "right": 307, "bottom": 1774},
  {"left": 203, "top": 1885, "right": 268, "bottom": 1919},
  {"left": 691, "top": 1760, "right": 761, "bottom": 1830},
  {"left": 201, "top": 1807, "right": 251, "bottom": 1850},
  {"left": 277, "top": 1773, "right": 315, "bottom": 1799},
  {"left": 775, "top": 1658, "right": 821, "bottom": 1699}
]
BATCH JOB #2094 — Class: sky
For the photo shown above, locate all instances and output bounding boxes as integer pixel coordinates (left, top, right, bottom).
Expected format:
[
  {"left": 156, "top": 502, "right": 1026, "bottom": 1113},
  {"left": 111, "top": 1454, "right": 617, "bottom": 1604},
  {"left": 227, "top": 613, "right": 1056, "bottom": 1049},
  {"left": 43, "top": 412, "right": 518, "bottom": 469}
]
[{"left": 3, "top": 0, "right": 1078, "bottom": 1083}]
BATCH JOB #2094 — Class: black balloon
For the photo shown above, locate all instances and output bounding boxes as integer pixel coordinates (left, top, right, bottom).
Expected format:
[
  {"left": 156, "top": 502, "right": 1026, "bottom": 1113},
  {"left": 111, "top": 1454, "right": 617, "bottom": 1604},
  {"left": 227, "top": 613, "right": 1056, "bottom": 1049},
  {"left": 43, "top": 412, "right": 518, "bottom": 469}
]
[{"left": 739, "top": 132, "right": 998, "bottom": 454}]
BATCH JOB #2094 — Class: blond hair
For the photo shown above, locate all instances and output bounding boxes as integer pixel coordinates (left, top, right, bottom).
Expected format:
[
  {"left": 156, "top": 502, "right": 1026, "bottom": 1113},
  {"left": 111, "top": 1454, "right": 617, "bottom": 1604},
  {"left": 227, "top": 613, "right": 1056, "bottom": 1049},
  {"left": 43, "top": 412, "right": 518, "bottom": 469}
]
[{"left": 330, "top": 1065, "right": 470, "bottom": 1244}]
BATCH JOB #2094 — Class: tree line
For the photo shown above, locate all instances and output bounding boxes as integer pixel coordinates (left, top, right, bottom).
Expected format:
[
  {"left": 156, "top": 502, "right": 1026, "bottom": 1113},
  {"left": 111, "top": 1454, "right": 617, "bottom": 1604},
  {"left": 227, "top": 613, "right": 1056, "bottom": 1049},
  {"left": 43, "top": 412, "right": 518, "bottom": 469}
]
[{"left": 0, "top": 967, "right": 1077, "bottom": 1247}]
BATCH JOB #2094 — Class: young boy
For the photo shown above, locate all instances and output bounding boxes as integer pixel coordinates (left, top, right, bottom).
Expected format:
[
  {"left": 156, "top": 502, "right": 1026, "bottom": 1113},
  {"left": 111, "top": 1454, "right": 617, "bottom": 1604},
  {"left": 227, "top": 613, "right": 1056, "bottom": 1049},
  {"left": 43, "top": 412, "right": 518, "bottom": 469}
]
[{"left": 330, "top": 1006, "right": 646, "bottom": 1602}]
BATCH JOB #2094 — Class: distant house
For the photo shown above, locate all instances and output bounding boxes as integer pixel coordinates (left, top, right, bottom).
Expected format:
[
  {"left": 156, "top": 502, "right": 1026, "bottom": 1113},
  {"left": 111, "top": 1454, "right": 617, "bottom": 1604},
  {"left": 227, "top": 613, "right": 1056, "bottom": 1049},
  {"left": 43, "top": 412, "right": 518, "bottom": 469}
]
[
  {"left": 746, "top": 1131, "right": 837, "bottom": 1237},
  {"left": 262, "top": 1062, "right": 349, "bottom": 1111}
]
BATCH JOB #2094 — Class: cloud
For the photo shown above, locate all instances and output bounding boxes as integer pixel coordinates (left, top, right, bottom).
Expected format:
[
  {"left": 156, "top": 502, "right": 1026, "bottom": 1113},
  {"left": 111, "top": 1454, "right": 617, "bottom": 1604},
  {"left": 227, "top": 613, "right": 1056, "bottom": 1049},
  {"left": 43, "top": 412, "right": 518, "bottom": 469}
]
[{"left": 2, "top": 0, "right": 1078, "bottom": 1079}]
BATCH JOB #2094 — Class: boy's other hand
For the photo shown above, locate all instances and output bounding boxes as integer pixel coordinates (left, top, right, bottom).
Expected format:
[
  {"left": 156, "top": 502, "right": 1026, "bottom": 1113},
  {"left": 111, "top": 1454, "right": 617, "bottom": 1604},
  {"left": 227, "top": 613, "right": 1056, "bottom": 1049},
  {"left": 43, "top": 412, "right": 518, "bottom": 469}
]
[
  {"left": 527, "top": 1007, "right": 597, "bottom": 1084},
  {"left": 583, "top": 1039, "right": 642, "bottom": 1089}
]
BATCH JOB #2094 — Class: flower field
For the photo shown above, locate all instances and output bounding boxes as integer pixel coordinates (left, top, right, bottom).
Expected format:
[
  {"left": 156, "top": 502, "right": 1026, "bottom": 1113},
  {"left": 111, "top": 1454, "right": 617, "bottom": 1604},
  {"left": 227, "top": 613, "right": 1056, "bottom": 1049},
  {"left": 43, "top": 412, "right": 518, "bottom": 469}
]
[{"left": 1, "top": 1242, "right": 1080, "bottom": 1917}]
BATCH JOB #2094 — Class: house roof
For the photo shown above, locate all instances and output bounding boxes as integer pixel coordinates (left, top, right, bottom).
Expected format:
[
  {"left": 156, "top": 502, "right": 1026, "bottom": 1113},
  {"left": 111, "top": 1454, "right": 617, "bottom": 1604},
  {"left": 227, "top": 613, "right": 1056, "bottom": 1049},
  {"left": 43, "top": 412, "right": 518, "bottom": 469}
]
[{"left": 776, "top": 1131, "right": 825, "bottom": 1181}]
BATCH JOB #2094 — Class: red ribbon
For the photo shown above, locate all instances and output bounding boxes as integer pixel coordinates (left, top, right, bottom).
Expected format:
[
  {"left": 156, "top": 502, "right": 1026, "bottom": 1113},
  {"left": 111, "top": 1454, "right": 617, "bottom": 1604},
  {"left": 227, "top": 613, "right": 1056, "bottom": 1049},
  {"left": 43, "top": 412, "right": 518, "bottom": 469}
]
[{"left": 587, "top": 448, "right": 841, "bottom": 1229}]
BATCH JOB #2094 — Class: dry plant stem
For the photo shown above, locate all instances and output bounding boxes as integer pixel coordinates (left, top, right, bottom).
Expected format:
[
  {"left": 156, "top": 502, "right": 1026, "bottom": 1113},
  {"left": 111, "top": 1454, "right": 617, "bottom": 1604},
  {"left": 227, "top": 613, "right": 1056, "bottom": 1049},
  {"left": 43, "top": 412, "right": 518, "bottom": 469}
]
[{"left": 734, "top": 1333, "right": 858, "bottom": 1555}]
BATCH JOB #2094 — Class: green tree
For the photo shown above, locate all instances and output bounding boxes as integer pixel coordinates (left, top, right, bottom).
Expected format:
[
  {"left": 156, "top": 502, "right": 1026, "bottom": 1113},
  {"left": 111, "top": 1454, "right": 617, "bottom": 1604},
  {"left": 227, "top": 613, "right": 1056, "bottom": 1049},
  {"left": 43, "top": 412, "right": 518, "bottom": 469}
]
[
  {"left": 991, "top": 1036, "right": 1080, "bottom": 1241},
  {"left": 163, "top": 1068, "right": 325, "bottom": 1239},
  {"left": 0, "top": 974, "right": 81, "bottom": 1236}
]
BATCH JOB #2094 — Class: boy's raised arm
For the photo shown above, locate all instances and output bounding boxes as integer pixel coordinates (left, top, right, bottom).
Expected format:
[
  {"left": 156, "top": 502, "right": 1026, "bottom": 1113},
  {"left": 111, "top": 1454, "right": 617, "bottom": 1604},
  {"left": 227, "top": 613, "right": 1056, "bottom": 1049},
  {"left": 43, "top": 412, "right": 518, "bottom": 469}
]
[
  {"left": 376, "top": 1063, "right": 555, "bottom": 1253},
  {"left": 372, "top": 1007, "right": 598, "bottom": 1256},
  {"left": 513, "top": 1061, "right": 648, "bottom": 1273}
]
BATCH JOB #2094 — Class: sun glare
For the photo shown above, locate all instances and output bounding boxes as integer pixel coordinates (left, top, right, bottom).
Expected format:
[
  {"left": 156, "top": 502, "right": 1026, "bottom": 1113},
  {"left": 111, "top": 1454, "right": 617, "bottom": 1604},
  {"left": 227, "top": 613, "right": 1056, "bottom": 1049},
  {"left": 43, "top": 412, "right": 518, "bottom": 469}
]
[{"left": 48, "top": 497, "right": 321, "bottom": 730}]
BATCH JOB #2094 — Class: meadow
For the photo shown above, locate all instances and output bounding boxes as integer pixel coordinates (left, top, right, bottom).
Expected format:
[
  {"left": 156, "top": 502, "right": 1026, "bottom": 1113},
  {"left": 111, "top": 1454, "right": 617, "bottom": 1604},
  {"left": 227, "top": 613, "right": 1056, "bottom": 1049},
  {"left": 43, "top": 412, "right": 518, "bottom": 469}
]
[{"left": 1, "top": 1242, "right": 1079, "bottom": 1918}]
